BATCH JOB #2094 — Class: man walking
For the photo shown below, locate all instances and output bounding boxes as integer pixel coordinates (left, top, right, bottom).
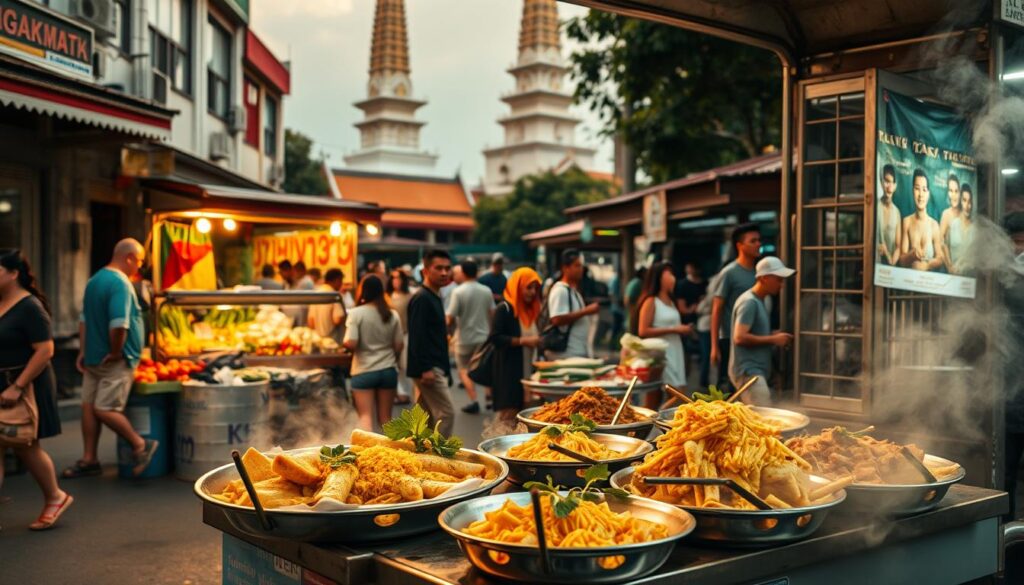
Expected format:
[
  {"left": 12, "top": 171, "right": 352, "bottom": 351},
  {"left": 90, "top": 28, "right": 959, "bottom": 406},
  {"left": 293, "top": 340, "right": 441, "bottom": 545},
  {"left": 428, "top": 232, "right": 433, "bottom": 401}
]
[
  {"left": 478, "top": 253, "right": 508, "bottom": 303},
  {"left": 710, "top": 223, "right": 762, "bottom": 391},
  {"left": 65, "top": 239, "right": 158, "bottom": 478},
  {"left": 729, "top": 257, "right": 795, "bottom": 405},
  {"left": 407, "top": 250, "right": 455, "bottom": 436},
  {"left": 545, "top": 249, "right": 600, "bottom": 359},
  {"left": 447, "top": 260, "right": 495, "bottom": 414}
]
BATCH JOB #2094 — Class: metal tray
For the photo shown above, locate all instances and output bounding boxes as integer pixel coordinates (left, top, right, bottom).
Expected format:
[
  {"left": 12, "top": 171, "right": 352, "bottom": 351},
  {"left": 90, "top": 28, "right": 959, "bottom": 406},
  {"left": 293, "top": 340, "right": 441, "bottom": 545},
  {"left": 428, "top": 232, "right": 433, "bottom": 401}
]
[
  {"left": 610, "top": 467, "right": 846, "bottom": 547},
  {"left": 516, "top": 406, "right": 658, "bottom": 439},
  {"left": 524, "top": 379, "right": 663, "bottom": 400},
  {"left": 656, "top": 405, "right": 810, "bottom": 438},
  {"left": 439, "top": 491, "right": 696, "bottom": 584},
  {"left": 839, "top": 454, "right": 966, "bottom": 517},
  {"left": 193, "top": 447, "right": 509, "bottom": 544},
  {"left": 479, "top": 433, "right": 654, "bottom": 487}
]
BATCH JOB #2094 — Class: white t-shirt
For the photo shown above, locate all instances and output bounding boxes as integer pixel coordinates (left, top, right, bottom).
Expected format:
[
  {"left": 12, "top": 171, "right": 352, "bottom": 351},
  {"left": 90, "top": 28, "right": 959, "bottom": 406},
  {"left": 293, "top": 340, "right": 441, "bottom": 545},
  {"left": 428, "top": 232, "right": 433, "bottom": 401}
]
[
  {"left": 307, "top": 284, "right": 345, "bottom": 343},
  {"left": 547, "top": 282, "right": 592, "bottom": 358},
  {"left": 447, "top": 281, "right": 495, "bottom": 348},
  {"left": 343, "top": 305, "right": 403, "bottom": 376}
]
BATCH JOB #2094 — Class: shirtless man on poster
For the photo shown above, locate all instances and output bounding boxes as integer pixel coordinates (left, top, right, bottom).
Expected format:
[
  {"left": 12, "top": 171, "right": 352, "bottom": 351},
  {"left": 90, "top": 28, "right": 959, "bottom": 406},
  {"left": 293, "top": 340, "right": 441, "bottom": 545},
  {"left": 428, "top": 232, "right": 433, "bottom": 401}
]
[
  {"left": 938, "top": 172, "right": 962, "bottom": 263},
  {"left": 877, "top": 164, "right": 902, "bottom": 265},
  {"left": 899, "top": 169, "right": 945, "bottom": 271}
]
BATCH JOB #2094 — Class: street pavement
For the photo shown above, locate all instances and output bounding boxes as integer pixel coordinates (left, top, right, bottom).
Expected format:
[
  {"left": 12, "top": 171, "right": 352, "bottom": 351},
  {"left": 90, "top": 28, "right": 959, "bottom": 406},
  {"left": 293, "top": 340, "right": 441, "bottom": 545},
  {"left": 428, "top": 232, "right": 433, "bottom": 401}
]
[{"left": 0, "top": 384, "right": 491, "bottom": 585}]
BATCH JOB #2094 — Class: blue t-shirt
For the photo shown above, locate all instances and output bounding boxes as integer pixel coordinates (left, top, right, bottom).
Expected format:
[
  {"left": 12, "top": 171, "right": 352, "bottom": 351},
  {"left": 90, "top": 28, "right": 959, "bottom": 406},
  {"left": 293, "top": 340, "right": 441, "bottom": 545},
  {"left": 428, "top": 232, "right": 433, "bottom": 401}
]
[
  {"left": 711, "top": 260, "right": 757, "bottom": 339},
  {"left": 729, "top": 289, "right": 772, "bottom": 380},
  {"left": 477, "top": 271, "right": 507, "bottom": 298},
  {"left": 81, "top": 268, "right": 145, "bottom": 367}
]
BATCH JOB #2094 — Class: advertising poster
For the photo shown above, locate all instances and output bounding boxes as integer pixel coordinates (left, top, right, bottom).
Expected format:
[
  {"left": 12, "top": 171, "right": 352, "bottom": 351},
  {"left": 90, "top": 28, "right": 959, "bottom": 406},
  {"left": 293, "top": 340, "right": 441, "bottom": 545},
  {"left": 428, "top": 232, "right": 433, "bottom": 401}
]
[
  {"left": 873, "top": 88, "right": 977, "bottom": 299},
  {"left": 252, "top": 223, "right": 358, "bottom": 287}
]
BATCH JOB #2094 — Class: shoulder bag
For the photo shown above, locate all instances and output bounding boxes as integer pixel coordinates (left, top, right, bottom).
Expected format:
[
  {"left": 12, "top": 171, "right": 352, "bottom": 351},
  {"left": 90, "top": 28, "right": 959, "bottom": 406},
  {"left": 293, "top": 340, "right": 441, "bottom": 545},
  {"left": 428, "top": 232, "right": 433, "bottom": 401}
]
[
  {"left": 0, "top": 371, "right": 38, "bottom": 448},
  {"left": 467, "top": 302, "right": 505, "bottom": 387},
  {"left": 540, "top": 283, "right": 576, "bottom": 354}
]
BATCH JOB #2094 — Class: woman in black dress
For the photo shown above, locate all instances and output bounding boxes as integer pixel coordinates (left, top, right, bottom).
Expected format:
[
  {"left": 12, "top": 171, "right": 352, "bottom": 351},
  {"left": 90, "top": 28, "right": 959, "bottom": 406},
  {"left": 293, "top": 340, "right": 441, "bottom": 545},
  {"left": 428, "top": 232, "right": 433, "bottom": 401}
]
[
  {"left": 0, "top": 250, "right": 72, "bottom": 530},
  {"left": 491, "top": 268, "right": 543, "bottom": 424}
]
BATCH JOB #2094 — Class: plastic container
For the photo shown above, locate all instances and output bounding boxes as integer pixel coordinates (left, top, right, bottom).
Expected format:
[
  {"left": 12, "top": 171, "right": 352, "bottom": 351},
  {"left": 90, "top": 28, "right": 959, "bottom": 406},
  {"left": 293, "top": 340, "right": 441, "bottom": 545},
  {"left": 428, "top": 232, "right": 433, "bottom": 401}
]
[{"left": 117, "top": 393, "right": 172, "bottom": 479}]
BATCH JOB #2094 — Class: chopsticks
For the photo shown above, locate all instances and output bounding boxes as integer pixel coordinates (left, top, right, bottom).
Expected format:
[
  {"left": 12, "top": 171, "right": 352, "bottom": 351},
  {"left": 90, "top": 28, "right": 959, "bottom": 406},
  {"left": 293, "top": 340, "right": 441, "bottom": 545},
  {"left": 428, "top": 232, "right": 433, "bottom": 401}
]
[
  {"left": 547, "top": 443, "right": 600, "bottom": 465},
  {"left": 610, "top": 376, "right": 639, "bottom": 425},
  {"left": 659, "top": 384, "right": 693, "bottom": 410},
  {"left": 231, "top": 449, "right": 275, "bottom": 532},
  {"left": 726, "top": 376, "right": 760, "bottom": 403},
  {"left": 529, "top": 489, "right": 552, "bottom": 574},
  {"left": 900, "top": 447, "right": 937, "bottom": 483},
  {"left": 642, "top": 476, "right": 773, "bottom": 510}
]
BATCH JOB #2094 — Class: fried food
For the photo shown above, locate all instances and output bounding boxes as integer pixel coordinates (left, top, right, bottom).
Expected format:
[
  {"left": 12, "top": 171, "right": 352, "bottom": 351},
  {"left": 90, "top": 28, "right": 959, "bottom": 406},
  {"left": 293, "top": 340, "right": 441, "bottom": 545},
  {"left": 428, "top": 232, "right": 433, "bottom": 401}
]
[
  {"left": 506, "top": 430, "right": 623, "bottom": 462},
  {"left": 272, "top": 452, "right": 322, "bottom": 486},
  {"left": 786, "top": 427, "right": 959, "bottom": 484},
  {"left": 627, "top": 401, "right": 816, "bottom": 509},
  {"left": 240, "top": 447, "right": 275, "bottom": 482},
  {"left": 532, "top": 387, "right": 644, "bottom": 425},
  {"left": 463, "top": 497, "right": 668, "bottom": 547},
  {"left": 351, "top": 428, "right": 486, "bottom": 477}
]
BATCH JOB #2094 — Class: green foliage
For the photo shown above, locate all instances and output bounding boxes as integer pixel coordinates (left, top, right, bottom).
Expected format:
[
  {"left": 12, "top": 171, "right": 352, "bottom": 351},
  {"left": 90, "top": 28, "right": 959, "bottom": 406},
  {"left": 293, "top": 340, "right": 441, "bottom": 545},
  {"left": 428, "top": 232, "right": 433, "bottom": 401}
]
[
  {"left": 282, "top": 129, "right": 329, "bottom": 195},
  {"left": 692, "top": 385, "right": 730, "bottom": 402},
  {"left": 319, "top": 445, "right": 357, "bottom": 468},
  {"left": 522, "top": 464, "right": 630, "bottom": 519},
  {"left": 383, "top": 405, "right": 463, "bottom": 458},
  {"left": 542, "top": 413, "right": 599, "bottom": 437},
  {"left": 473, "top": 168, "right": 616, "bottom": 244},
  {"left": 566, "top": 12, "right": 782, "bottom": 184}
]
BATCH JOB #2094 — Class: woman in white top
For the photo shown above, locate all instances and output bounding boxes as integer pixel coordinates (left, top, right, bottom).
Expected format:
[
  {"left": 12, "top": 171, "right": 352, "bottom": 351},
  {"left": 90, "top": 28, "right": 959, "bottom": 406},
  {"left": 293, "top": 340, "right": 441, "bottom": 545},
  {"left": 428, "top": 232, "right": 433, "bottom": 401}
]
[
  {"left": 343, "top": 274, "right": 404, "bottom": 431},
  {"left": 634, "top": 261, "right": 693, "bottom": 409}
]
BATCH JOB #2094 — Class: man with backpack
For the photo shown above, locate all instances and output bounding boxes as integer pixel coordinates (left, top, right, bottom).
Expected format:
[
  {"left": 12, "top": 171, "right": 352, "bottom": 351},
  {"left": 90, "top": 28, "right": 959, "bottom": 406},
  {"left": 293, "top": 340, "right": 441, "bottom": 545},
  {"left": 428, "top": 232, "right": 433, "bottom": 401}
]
[{"left": 543, "top": 249, "right": 600, "bottom": 359}]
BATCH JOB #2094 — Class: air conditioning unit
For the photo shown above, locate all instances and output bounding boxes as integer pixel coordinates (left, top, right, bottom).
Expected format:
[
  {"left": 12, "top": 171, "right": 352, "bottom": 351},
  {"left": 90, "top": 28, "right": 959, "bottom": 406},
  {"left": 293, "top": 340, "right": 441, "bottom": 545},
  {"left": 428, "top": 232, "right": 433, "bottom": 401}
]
[
  {"left": 70, "top": 0, "right": 117, "bottom": 39},
  {"left": 268, "top": 163, "right": 285, "bottom": 185},
  {"left": 228, "top": 106, "right": 247, "bottom": 135},
  {"left": 209, "top": 132, "right": 232, "bottom": 161}
]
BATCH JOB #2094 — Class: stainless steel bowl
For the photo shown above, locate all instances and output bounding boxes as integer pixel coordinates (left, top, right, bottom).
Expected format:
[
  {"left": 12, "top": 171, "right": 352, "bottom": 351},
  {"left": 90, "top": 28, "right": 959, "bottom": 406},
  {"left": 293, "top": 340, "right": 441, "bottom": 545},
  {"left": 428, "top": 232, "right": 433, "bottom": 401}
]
[
  {"left": 524, "top": 380, "right": 664, "bottom": 400},
  {"left": 840, "top": 454, "right": 966, "bottom": 517},
  {"left": 516, "top": 406, "right": 658, "bottom": 439},
  {"left": 479, "top": 433, "right": 654, "bottom": 487},
  {"left": 194, "top": 447, "right": 509, "bottom": 543},
  {"left": 655, "top": 405, "right": 810, "bottom": 438},
  {"left": 610, "top": 467, "right": 846, "bottom": 547},
  {"left": 439, "top": 491, "right": 696, "bottom": 584}
]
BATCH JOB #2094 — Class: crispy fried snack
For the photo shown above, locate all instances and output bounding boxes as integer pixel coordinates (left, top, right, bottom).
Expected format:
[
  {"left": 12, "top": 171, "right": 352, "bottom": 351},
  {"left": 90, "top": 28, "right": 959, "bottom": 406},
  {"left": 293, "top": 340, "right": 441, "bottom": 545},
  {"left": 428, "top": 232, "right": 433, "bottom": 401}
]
[{"left": 532, "top": 387, "right": 644, "bottom": 425}]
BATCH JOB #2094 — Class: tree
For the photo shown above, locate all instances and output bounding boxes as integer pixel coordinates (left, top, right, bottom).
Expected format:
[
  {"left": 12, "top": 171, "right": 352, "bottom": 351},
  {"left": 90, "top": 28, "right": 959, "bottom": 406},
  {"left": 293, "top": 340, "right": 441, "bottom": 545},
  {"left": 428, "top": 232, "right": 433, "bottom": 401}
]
[
  {"left": 473, "top": 168, "right": 616, "bottom": 244},
  {"left": 566, "top": 12, "right": 782, "bottom": 184},
  {"left": 282, "top": 129, "right": 329, "bottom": 195}
]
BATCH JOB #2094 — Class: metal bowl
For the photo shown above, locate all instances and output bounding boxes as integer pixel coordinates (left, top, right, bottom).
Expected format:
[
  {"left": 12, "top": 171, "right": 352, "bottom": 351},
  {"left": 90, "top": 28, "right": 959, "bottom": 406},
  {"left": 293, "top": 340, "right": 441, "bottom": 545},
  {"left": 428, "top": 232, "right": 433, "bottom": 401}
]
[
  {"left": 194, "top": 447, "right": 508, "bottom": 544},
  {"left": 516, "top": 406, "right": 658, "bottom": 439},
  {"left": 610, "top": 467, "right": 846, "bottom": 547},
  {"left": 524, "top": 379, "right": 664, "bottom": 400},
  {"left": 479, "top": 433, "right": 654, "bottom": 487},
  {"left": 655, "top": 405, "right": 810, "bottom": 438},
  {"left": 439, "top": 491, "right": 696, "bottom": 584},
  {"left": 839, "top": 454, "right": 966, "bottom": 517}
]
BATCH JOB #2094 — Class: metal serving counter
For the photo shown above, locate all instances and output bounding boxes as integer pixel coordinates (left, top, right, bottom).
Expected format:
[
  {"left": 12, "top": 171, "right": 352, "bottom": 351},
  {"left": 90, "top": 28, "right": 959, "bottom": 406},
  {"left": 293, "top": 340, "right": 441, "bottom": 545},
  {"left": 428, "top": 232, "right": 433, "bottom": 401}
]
[{"left": 203, "top": 484, "right": 1007, "bottom": 585}]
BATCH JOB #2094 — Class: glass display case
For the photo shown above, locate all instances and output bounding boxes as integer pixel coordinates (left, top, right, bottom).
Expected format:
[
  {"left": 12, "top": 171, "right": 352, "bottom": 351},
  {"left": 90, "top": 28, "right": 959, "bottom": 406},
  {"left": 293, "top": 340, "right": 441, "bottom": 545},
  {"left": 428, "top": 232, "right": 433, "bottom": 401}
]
[{"left": 153, "top": 290, "right": 350, "bottom": 368}]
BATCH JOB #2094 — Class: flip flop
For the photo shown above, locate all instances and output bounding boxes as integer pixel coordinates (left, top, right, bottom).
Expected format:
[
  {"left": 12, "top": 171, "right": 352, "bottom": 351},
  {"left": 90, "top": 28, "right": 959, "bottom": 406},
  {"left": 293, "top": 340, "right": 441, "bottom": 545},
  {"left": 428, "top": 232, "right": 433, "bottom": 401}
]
[
  {"left": 132, "top": 439, "right": 160, "bottom": 477},
  {"left": 62, "top": 460, "right": 102, "bottom": 479},
  {"left": 29, "top": 493, "right": 73, "bottom": 530}
]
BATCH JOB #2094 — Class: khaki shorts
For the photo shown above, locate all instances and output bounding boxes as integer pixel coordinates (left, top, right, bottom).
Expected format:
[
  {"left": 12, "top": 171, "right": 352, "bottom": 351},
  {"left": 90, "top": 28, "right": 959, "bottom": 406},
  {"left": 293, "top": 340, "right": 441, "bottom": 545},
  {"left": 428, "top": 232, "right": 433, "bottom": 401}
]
[
  {"left": 82, "top": 360, "right": 134, "bottom": 412},
  {"left": 455, "top": 343, "right": 483, "bottom": 371}
]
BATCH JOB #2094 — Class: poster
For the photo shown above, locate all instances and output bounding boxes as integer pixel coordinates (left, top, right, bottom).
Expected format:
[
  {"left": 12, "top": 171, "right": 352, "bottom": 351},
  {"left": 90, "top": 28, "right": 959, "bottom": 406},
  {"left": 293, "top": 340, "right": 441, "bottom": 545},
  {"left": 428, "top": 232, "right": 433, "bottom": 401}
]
[
  {"left": 252, "top": 223, "right": 357, "bottom": 286},
  {"left": 873, "top": 88, "right": 977, "bottom": 299}
]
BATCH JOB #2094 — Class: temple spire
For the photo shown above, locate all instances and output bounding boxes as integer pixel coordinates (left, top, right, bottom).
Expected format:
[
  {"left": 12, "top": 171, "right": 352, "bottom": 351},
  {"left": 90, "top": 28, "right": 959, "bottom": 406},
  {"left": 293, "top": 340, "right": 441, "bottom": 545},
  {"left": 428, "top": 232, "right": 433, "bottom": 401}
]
[
  {"left": 518, "top": 0, "right": 561, "bottom": 55},
  {"left": 369, "top": 0, "right": 410, "bottom": 76}
]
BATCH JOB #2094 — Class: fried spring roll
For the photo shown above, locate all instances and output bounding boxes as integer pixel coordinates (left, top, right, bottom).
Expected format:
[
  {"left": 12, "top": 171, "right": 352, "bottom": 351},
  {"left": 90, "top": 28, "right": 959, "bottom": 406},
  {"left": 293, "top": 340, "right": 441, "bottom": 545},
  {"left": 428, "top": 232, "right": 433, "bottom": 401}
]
[
  {"left": 350, "top": 429, "right": 486, "bottom": 477},
  {"left": 419, "top": 479, "right": 459, "bottom": 498},
  {"left": 313, "top": 465, "right": 357, "bottom": 503},
  {"left": 399, "top": 475, "right": 424, "bottom": 501},
  {"left": 272, "top": 453, "right": 322, "bottom": 486}
]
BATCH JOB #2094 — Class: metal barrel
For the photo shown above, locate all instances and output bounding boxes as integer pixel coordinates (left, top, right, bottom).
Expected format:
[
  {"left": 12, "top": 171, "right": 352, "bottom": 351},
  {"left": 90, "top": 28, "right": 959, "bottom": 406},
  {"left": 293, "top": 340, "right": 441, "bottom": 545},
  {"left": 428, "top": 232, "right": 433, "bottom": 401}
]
[{"left": 174, "top": 380, "right": 270, "bottom": 481}]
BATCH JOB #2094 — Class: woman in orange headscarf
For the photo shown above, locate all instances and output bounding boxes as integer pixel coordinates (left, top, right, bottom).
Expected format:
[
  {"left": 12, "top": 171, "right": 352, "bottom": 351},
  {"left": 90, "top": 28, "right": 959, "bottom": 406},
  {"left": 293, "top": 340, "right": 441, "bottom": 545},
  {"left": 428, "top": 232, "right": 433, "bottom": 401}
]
[{"left": 490, "top": 267, "right": 543, "bottom": 421}]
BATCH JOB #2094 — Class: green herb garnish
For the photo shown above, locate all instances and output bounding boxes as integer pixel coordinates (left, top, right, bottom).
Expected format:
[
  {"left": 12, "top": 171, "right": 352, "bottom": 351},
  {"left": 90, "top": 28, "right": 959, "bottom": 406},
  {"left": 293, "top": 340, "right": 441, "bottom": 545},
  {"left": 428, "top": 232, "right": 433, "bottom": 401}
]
[
  {"left": 692, "top": 385, "right": 731, "bottom": 402},
  {"left": 541, "top": 413, "right": 598, "bottom": 437},
  {"left": 836, "top": 425, "right": 876, "bottom": 440},
  {"left": 522, "top": 463, "right": 631, "bottom": 518},
  {"left": 319, "top": 444, "right": 358, "bottom": 468},
  {"left": 382, "top": 404, "right": 464, "bottom": 458}
]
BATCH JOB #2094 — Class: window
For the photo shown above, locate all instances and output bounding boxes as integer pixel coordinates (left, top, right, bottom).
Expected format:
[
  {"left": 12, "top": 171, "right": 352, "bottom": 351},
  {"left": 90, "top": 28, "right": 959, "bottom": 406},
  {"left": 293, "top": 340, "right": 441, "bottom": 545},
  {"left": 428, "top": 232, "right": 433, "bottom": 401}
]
[
  {"left": 243, "top": 76, "right": 259, "bottom": 146},
  {"left": 149, "top": 0, "right": 192, "bottom": 101},
  {"left": 113, "top": 0, "right": 131, "bottom": 55},
  {"left": 207, "top": 16, "right": 232, "bottom": 118},
  {"left": 263, "top": 95, "right": 278, "bottom": 156}
]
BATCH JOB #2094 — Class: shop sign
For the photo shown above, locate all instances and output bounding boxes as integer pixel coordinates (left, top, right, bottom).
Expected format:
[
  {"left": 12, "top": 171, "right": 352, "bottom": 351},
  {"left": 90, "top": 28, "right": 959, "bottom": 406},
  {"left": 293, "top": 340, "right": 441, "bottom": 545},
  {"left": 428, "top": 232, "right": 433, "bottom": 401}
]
[
  {"left": 643, "top": 190, "right": 667, "bottom": 243},
  {"left": 222, "top": 534, "right": 338, "bottom": 585},
  {"left": 252, "top": 224, "right": 358, "bottom": 286},
  {"left": 0, "top": 0, "right": 94, "bottom": 78},
  {"left": 873, "top": 87, "right": 977, "bottom": 299},
  {"left": 1000, "top": 0, "right": 1024, "bottom": 30}
]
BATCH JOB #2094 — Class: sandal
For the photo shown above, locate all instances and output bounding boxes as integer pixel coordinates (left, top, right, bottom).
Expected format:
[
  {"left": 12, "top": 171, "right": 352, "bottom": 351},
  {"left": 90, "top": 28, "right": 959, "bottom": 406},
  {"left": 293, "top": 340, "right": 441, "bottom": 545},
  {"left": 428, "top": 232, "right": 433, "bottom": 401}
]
[
  {"left": 132, "top": 439, "right": 160, "bottom": 477},
  {"left": 29, "top": 493, "right": 73, "bottom": 530},
  {"left": 62, "top": 460, "right": 102, "bottom": 479}
]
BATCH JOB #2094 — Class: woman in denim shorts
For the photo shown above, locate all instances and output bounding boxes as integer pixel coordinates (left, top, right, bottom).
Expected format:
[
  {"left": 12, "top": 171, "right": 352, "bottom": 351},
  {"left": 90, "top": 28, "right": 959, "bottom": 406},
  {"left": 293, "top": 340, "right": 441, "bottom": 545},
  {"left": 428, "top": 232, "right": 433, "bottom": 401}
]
[{"left": 343, "top": 275, "right": 404, "bottom": 431}]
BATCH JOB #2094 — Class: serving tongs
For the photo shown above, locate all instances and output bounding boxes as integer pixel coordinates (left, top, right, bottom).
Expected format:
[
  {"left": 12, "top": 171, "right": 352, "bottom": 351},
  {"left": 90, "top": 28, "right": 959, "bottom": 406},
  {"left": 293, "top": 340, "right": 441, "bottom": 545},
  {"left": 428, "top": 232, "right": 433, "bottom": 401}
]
[
  {"left": 231, "top": 449, "right": 275, "bottom": 531},
  {"left": 530, "top": 489, "right": 553, "bottom": 574},
  {"left": 642, "top": 476, "right": 773, "bottom": 510},
  {"left": 547, "top": 443, "right": 600, "bottom": 465}
]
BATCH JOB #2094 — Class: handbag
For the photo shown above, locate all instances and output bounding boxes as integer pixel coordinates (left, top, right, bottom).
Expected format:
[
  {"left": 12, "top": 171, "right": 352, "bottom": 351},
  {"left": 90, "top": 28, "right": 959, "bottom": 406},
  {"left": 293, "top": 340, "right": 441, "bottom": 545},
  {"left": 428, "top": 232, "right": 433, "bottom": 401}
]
[
  {"left": 467, "top": 340, "right": 495, "bottom": 387},
  {"left": 0, "top": 378, "right": 38, "bottom": 448},
  {"left": 540, "top": 283, "right": 576, "bottom": 354}
]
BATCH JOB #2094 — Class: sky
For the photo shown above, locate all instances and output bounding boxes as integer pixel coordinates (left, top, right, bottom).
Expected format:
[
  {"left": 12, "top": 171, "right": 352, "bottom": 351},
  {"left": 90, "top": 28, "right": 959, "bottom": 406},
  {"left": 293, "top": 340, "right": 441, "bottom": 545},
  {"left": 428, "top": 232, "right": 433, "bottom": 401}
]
[{"left": 249, "top": 0, "right": 614, "bottom": 186}]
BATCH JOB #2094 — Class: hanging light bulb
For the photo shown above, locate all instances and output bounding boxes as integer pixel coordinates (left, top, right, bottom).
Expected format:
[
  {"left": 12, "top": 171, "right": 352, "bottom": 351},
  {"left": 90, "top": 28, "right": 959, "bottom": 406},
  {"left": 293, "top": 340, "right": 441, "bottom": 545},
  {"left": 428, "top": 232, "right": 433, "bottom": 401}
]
[
  {"left": 222, "top": 218, "right": 237, "bottom": 231},
  {"left": 365, "top": 223, "right": 380, "bottom": 236},
  {"left": 196, "top": 217, "right": 212, "bottom": 234},
  {"left": 330, "top": 221, "right": 342, "bottom": 237}
]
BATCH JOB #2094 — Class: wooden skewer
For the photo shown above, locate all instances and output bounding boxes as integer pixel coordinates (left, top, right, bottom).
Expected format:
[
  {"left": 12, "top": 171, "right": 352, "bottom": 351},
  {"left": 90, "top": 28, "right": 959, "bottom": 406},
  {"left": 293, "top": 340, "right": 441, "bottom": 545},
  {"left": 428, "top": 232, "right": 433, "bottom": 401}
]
[
  {"left": 610, "top": 376, "right": 639, "bottom": 425},
  {"left": 726, "top": 376, "right": 760, "bottom": 403},
  {"left": 664, "top": 384, "right": 694, "bottom": 404}
]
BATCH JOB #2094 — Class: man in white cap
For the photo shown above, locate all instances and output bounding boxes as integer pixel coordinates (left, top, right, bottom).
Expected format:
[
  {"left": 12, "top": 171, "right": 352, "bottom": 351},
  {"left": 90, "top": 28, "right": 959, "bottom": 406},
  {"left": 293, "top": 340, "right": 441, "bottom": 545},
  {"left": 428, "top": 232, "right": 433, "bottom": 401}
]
[{"left": 729, "top": 256, "right": 795, "bottom": 405}]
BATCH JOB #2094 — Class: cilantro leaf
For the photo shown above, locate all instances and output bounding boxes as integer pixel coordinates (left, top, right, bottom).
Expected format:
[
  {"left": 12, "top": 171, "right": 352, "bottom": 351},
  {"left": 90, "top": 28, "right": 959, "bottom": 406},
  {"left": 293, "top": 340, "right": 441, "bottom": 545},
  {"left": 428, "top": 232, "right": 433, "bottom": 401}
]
[
  {"left": 542, "top": 425, "right": 564, "bottom": 437},
  {"left": 583, "top": 463, "right": 610, "bottom": 485},
  {"left": 382, "top": 406, "right": 463, "bottom": 458},
  {"left": 553, "top": 496, "right": 579, "bottom": 518},
  {"left": 319, "top": 444, "right": 358, "bottom": 468},
  {"left": 567, "top": 413, "right": 598, "bottom": 433},
  {"left": 602, "top": 487, "right": 632, "bottom": 500}
]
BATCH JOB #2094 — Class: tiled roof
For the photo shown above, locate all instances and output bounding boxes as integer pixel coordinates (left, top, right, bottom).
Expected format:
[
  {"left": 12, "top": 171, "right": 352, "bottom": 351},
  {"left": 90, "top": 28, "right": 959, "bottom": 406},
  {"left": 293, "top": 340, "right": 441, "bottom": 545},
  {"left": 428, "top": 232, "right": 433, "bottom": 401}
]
[{"left": 331, "top": 169, "right": 473, "bottom": 230}]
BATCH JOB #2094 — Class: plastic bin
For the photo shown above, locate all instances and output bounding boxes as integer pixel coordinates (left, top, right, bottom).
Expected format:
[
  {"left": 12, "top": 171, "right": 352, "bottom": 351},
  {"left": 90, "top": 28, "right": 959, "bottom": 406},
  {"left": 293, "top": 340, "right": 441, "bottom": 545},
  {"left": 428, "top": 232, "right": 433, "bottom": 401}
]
[{"left": 117, "top": 393, "right": 172, "bottom": 479}]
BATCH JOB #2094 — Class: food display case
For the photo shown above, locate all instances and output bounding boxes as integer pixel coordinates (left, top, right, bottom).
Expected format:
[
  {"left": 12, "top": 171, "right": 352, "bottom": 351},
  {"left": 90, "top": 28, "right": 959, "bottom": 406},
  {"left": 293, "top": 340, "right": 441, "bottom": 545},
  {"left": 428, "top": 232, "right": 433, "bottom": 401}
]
[{"left": 154, "top": 290, "right": 350, "bottom": 370}]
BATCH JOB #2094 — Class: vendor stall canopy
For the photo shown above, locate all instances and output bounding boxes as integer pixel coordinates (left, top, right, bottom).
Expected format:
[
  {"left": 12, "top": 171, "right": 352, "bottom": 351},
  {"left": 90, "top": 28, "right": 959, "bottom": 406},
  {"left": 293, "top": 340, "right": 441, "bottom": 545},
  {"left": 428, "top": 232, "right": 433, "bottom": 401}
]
[{"left": 567, "top": 0, "right": 988, "bottom": 61}]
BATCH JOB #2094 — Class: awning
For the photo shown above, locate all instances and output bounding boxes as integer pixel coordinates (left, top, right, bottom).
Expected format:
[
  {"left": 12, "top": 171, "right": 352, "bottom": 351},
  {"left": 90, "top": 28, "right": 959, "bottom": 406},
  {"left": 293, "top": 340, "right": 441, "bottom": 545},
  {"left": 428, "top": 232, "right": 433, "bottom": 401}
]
[
  {"left": 143, "top": 178, "right": 384, "bottom": 225},
  {"left": 0, "top": 54, "right": 174, "bottom": 140},
  {"left": 522, "top": 220, "right": 585, "bottom": 242},
  {"left": 383, "top": 211, "right": 475, "bottom": 231}
]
